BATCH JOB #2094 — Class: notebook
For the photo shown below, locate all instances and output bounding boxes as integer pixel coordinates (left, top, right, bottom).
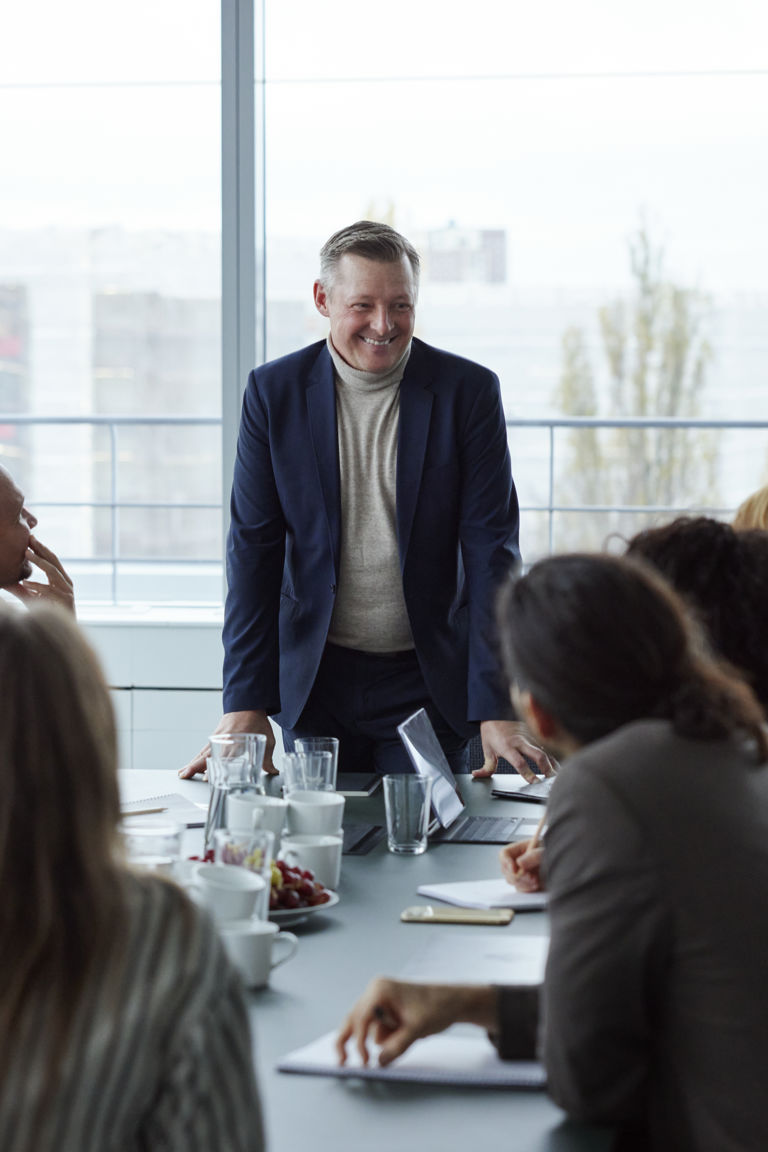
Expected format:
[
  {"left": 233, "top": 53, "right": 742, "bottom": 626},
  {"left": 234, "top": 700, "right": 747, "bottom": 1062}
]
[
  {"left": 277, "top": 1027, "right": 546, "bottom": 1088},
  {"left": 120, "top": 792, "right": 208, "bottom": 829},
  {"left": 396, "top": 709, "right": 526, "bottom": 844},
  {"left": 416, "top": 877, "right": 547, "bottom": 912},
  {"left": 491, "top": 775, "right": 555, "bottom": 804}
]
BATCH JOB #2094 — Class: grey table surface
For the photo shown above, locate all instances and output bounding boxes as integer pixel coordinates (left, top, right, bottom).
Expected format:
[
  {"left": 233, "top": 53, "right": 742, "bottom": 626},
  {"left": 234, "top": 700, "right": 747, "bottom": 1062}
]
[{"left": 120, "top": 768, "right": 615, "bottom": 1152}]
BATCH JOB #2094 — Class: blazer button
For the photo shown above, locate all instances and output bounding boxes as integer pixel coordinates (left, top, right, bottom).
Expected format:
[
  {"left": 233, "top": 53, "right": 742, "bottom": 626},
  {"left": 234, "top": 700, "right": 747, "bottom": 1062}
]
[{"left": 330, "top": 584, "right": 337, "bottom": 594}]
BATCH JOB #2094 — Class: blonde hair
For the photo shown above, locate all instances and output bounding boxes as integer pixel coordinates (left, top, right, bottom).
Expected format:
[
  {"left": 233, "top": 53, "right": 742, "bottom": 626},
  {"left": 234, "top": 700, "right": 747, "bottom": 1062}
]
[
  {"left": 733, "top": 484, "right": 768, "bottom": 531},
  {"left": 0, "top": 604, "right": 125, "bottom": 1082}
]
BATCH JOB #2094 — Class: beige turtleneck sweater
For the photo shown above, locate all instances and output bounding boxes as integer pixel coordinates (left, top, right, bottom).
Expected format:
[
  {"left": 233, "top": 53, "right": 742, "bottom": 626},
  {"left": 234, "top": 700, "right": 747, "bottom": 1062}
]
[{"left": 326, "top": 338, "right": 414, "bottom": 653}]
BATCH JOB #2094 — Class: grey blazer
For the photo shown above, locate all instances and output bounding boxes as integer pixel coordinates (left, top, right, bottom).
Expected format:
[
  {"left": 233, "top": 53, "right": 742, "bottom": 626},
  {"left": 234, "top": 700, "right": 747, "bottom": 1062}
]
[{"left": 496, "top": 719, "right": 768, "bottom": 1150}]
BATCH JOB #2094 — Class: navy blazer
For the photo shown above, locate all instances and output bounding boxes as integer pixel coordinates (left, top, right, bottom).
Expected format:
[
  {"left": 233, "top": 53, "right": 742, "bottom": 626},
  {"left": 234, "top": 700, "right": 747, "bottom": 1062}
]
[{"left": 222, "top": 338, "right": 520, "bottom": 737}]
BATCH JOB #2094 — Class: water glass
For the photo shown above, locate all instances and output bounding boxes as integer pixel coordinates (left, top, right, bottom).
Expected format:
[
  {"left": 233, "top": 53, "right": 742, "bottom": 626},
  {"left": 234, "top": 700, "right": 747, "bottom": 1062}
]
[
  {"left": 122, "top": 820, "right": 183, "bottom": 877},
  {"left": 293, "top": 737, "right": 339, "bottom": 789},
  {"left": 208, "top": 733, "right": 267, "bottom": 787},
  {"left": 281, "top": 750, "right": 335, "bottom": 794},
  {"left": 213, "top": 827, "right": 275, "bottom": 920},
  {"left": 204, "top": 733, "right": 267, "bottom": 851},
  {"left": 383, "top": 774, "right": 433, "bottom": 855}
]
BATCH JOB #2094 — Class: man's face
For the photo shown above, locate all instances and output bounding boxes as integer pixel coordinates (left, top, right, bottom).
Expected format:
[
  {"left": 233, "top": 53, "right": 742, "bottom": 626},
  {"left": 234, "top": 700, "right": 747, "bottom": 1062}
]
[
  {"left": 313, "top": 253, "right": 417, "bottom": 374},
  {"left": 0, "top": 470, "right": 34, "bottom": 586}
]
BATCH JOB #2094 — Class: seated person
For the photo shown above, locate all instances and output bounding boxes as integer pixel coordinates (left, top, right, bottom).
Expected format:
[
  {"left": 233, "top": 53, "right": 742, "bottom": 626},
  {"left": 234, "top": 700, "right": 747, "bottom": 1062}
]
[
  {"left": 0, "top": 464, "right": 74, "bottom": 612},
  {"left": 505, "top": 515, "right": 768, "bottom": 890},
  {"left": 733, "top": 483, "right": 768, "bottom": 531},
  {"left": 0, "top": 603, "right": 263, "bottom": 1151},
  {"left": 624, "top": 515, "right": 768, "bottom": 712},
  {"left": 338, "top": 554, "right": 768, "bottom": 1151}
]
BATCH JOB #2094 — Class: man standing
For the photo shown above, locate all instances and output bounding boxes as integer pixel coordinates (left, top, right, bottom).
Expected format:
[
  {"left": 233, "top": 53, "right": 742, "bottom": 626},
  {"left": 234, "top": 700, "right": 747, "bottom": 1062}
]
[
  {"left": 182, "top": 221, "right": 550, "bottom": 779},
  {"left": 0, "top": 464, "right": 75, "bottom": 613}
]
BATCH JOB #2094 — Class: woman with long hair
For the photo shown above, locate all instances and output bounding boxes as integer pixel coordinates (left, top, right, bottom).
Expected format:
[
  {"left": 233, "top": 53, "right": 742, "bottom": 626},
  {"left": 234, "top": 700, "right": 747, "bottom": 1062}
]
[
  {"left": 0, "top": 603, "right": 264, "bottom": 1152},
  {"left": 338, "top": 554, "right": 768, "bottom": 1150}
]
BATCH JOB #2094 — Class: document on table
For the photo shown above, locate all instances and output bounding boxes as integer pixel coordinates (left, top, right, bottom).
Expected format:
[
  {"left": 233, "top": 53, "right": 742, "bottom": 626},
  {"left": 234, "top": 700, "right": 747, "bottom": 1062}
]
[
  {"left": 416, "top": 877, "right": 548, "bottom": 911},
  {"left": 277, "top": 1027, "right": 546, "bottom": 1088},
  {"left": 398, "top": 932, "right": 548, "bottom": 986},
  {"left": 120, "top": 792, "right": 208, "bottom": 828},
  {"left": 277, "top": 933, "right": 548, "bottom": 1086}
]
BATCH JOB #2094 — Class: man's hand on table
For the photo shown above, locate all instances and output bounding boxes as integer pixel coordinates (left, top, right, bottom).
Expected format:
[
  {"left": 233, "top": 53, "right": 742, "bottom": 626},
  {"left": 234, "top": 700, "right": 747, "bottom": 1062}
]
[
  {"left": 179, "top": 709, "right": 278, "bottom": 778},
  {"left": 500, "top": 840, "right": 545, "bottom": 893},
  {"left": 336, "top": 977, "right": 498, "bottom": 1068},
  {"left": 473, "top": 720, "right": 557, "bottom": 782}
]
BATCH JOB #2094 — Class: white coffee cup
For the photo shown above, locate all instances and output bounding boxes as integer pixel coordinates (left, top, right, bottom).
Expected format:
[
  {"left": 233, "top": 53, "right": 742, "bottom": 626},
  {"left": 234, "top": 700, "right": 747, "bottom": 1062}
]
[
  {"left": 279, "top": 833, "right": 343, "bottom": 890},
  {"left": 193, "top": 863, "right": 266, "bottom": 923},
  {"left": 286, "top": 790, "right": 345, "bottom": 836},
  {"left": 228, "top": 793, "right": 288, "bottom": 841},
  {"left": 219, "top": 919, "right": 298, "bottom": 988}
]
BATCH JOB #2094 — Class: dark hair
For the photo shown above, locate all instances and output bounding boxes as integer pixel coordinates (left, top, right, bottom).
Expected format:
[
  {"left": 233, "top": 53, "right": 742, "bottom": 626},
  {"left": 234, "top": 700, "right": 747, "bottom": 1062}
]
[
  {"left": 625, "top": 516, "right": 768, "bottom": 711},
  {"left": 497, "top": 553, "right": 767, "bottom": 759},
  {"left": 319, "top": 220, "right": 420, "bottom": 289}
]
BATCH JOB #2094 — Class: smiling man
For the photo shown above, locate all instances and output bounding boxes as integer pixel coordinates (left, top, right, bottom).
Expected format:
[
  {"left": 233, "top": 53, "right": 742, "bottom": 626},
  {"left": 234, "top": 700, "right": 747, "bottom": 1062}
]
[
  {"left": 0, "top": 464, "right": 75, "bottom": 614},
  {"left": 183, "top": 221, "right": 551, "bottom": 781}
]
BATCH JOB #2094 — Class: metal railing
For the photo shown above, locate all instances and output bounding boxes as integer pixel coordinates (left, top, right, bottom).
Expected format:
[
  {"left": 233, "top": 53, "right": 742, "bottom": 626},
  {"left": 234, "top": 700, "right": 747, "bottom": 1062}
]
[
  {"left": 2, "top": 414, "right": 767, "bottom": 603},
  {"left": 506, "top": 416, "right": 768, "bottom": 554}
]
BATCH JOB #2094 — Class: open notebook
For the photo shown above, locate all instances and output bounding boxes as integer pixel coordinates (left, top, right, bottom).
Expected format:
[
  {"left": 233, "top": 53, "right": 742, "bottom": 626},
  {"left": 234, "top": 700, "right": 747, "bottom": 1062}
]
[{"left": 120, "top": 792, "right": 208, "bottom": 828}]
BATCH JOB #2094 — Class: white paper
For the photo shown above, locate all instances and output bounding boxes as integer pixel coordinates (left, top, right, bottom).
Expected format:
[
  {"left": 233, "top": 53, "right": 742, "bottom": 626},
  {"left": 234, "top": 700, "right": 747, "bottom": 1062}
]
[
  {"left": 120, "top": 792, "right": 208, "bottom": 829},
  {"left": 398, "top": 932, "right": 548, "bottom": 986},
  {"left": 278, "top": 1028, "right": 545, "bottom": 1088},
  {"left": 416, "top": 877, "right": 548, "bottom": 911}
]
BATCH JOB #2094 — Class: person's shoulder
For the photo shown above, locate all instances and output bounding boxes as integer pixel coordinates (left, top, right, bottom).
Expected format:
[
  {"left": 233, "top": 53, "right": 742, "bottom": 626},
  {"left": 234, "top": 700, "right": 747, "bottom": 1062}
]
[
  {"left": 249, "top": 340, "right": 328, "bottom": 387},
  {"left": 122, "top": 870, "right": 218, "bottom": 957},
  {"left": 409, "top": 337, "right": 498, "bottom": 383}
]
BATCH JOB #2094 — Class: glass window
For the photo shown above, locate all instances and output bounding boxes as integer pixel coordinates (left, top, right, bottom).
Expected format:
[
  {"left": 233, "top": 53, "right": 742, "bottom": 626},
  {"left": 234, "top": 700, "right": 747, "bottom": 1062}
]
[
  {"left": 263, "top": 0, "right": 768, "bottom": 557},
  {"left": 0, "top": 0, "right": 221, "bottom": 602}
]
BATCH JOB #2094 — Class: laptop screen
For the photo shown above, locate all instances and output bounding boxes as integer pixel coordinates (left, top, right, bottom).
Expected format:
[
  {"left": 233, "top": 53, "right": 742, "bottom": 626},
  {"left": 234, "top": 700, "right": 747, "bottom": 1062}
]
[{"left": 396, "top": 708, "right": 465, "bottom": 830}]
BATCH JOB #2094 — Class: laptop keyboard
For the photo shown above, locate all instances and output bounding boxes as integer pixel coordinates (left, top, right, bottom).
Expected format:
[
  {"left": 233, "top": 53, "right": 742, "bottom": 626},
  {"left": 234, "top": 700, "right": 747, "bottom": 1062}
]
[{"left": 433, "top": 813, "right": 524, "bottom": 844}]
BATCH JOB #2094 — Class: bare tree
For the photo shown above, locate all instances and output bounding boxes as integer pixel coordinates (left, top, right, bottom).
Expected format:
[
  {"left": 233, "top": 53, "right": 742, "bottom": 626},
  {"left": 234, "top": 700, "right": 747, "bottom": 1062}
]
[{"left": 554, "top": 227, "right": 719, "bottom": 549}]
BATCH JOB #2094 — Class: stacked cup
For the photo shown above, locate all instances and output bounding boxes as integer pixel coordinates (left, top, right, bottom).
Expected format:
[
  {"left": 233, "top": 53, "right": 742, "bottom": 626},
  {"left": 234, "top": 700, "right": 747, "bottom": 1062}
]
[{"left": 280, "top": 740, "right": 344, "bottom": 890}]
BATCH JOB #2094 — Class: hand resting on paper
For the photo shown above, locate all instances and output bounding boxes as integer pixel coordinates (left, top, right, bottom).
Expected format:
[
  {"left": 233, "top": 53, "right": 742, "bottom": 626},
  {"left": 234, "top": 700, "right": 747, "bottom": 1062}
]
[
  {"left": 500, "top": 840, "right": 545, "bottom": 893},
  {"left": 337, "top": 977, "right": 498, "bottom": 1068},
  {"left": 472, "top": 720, "right": 557, "bottom": 781}
]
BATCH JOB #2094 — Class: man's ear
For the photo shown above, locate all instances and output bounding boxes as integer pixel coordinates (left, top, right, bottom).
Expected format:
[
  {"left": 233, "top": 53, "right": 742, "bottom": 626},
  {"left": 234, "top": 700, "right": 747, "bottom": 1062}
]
[
  {"left": 313, "top": 280, "right": 330, "bottom": 317},
  {"left": 525, "top": 694, "right": 560, "bottom": 743}
]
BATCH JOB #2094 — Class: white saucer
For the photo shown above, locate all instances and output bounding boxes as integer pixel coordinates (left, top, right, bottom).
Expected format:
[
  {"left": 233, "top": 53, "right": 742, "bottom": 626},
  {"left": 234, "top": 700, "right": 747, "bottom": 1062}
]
[{"left": 269, "top": 889, "right": 339, "bottom": 926}]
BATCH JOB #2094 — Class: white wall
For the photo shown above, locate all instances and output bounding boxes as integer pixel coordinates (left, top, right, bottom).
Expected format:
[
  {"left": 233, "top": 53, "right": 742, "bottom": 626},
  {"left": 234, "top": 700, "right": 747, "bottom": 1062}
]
[{"left": 83, "top": 614, "right": 224, "bottom": 771}]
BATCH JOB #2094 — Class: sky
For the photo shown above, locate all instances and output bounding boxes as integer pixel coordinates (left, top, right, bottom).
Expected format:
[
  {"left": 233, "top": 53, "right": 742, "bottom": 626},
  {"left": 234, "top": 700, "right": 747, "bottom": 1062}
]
[{"left": 2, "top": 0, "right": 768, "bottom": 292}]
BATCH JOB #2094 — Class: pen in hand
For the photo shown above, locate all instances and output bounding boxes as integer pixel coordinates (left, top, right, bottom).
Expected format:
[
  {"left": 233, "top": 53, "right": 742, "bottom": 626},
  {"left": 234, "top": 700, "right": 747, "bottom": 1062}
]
[
  {"left": 527, "top": 808, "right": 548, "bottom": 853},
  {"left": 509, "top": 808, "right": 547, "bottom": 886}
]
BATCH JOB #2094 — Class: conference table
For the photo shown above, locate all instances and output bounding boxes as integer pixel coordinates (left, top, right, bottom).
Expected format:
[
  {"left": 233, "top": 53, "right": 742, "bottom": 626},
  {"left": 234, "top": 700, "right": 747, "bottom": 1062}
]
[{"left": 119, "top": 768, "right": 615, "bottom": 1152}]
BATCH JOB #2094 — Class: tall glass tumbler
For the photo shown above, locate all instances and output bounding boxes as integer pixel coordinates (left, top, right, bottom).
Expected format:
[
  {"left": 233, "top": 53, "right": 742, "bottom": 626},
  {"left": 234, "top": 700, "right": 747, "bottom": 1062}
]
[
  {"left": 383, "top": 774, "right": 433, "bottom": 855},
  {"left": 204, "top": 733, "right": 267, "bottom": 852},
  {"left": 293, "top": 737, "right": 339, "bottom": 790},
  {"left": 281, "top": 750, "right": 335, "bottom": 794}
]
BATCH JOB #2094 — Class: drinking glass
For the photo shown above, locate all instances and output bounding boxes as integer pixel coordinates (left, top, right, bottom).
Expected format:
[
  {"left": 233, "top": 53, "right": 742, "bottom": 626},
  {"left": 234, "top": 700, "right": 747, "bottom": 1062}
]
[
  {"left": 204, "top": 733, "right": 267, "bottom": 851},
  {"left": 121, "top": 820, "right": 183, "bottom": 877},
  {"left": 281, "top": 750, "right": 335, "bottom": 794},
  {"left": 383, "top": 775, "right": 432, "bottom": 855},
  {"left": 293, "top": 737, "right": 339, "bottom": 790},
  {"left": 213, "top": 827, "right": 275, "bottom": 920}
]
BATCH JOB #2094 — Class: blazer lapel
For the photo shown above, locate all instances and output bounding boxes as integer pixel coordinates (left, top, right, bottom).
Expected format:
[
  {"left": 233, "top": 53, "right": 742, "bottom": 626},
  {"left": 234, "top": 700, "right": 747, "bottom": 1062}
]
[
  {"left": 306, "top": 348, "right": 341, "bottom": 579},
  {"left": 397, "top": 344, "right": 434, "bottom": 566}
]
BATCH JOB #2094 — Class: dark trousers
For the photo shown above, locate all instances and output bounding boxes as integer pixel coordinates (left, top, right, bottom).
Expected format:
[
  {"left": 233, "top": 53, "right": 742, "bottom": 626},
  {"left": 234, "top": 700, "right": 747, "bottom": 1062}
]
[{"left": 282, "top": 643, "right": 470, "bottom": 775}]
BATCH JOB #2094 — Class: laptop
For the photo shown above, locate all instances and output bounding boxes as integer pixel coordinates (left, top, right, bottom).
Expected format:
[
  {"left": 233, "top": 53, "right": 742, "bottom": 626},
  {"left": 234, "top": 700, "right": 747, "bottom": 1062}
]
[{"left": 396, "top": 709, "right": 539, "bottom": 845}]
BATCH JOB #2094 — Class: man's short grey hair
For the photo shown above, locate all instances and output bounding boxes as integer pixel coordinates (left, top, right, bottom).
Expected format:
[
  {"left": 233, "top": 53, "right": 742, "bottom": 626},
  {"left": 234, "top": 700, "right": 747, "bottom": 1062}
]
[{"left": 319, "top": 221, "right": 420, "bottom": 292}]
